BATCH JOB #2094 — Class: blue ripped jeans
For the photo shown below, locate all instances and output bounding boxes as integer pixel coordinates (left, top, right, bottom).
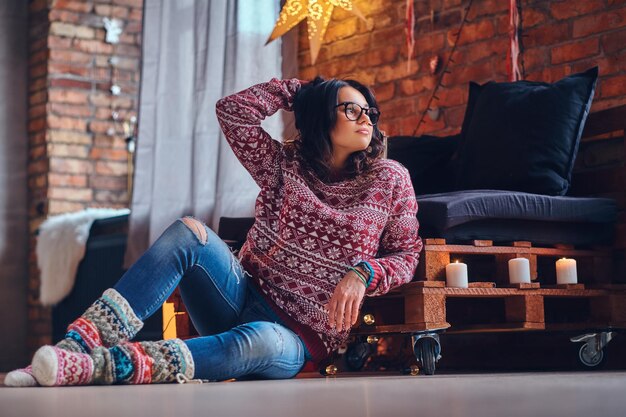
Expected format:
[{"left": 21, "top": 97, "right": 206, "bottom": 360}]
[{"left": 114, "top": 218, "right": 309, "bottom": 381}]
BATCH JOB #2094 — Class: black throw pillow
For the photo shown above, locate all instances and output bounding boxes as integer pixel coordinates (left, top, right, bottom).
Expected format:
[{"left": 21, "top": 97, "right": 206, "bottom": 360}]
[
  {"left": 455, "top": 67, "right": 598, "bottom": 195},
  {"left": 387, "top": 134, "right": 460, "bottom": 195}
]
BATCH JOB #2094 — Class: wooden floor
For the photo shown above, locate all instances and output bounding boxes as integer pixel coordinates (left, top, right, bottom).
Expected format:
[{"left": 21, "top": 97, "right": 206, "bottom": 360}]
[{"left": 2, "top": 371, "right": 626, "bottom": 417}]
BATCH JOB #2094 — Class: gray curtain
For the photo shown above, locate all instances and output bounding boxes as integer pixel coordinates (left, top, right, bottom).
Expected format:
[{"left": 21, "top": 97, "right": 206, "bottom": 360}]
[
  {"left": 126, "top": 0, "right": 295, "bottom": 265},
  {"left": 0, "top": 0, "right": 28, "bottom": 370}
]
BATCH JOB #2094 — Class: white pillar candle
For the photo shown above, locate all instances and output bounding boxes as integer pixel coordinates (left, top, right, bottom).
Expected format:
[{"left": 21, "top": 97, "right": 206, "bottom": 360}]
[
  {"left": 556, "top": 258, "right": 577, "bottom": 284},
  {"left": 446, "top": 261, "right": 468, "bottom": 288},
  {"left": 508, "top": 257, "right": 531, "bottom": 284}
]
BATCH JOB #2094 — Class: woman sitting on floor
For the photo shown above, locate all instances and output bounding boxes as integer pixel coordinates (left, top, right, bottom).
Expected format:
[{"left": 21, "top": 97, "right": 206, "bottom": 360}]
[{"left": 6, "top": 77, "right": 422, "bottom": 387}]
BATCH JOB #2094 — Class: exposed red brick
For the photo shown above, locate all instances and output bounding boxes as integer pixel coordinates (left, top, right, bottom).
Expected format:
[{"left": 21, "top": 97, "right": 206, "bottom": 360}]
[
  {"left": 446, "top": 61, "right": 496, "bottom": 85},
  {"left": 471, "top": 0, "right": 509, "bottom": 17},
  {"left": 48, "top": 200, "right": 86, "bottom": 214},
  {"left": 49, "top": 173, "right": 88, "bottom": 187},
  {"left": 29, "top": 104, "right": 47, "bottom": 119},
  {"left": 88, "top": 120, "right": 116, "bottom": 134},
  {"left": 111, "top": 56, "right": 139, "bottom": 70},
  {"left": 49, "top": 78, "right": 92, "bottom": 90},
  {"left": 95, "top": 160, "right": 127, "bottom": 175},
  {"left": 399, "top": 77, "right": 436, "bottom": 96},
  {"left": 73, "top": 39, "right": 114, "bottom": 54},
  {"left": 30, "top": 0, "right": 49, "bottom": 13},
  {"left": 437, "top": 85, "right": 468, "bottom": 107},
  {"left": 114, "top": 43, "right": 141, "bottom": 57},
  {"left": 47, "top": 130, "right": 92, "bottom": 144},
  {"left": 601, "top": 28, "right": 626, "bottom": 53},
  {"left": 571, "top": 50, "right": 626, "bottom": 76},
  {"left": 48, "top": 115, "right": 87, "bottom": 131},
  {"left": 380, "top": 96, "right": 418, "bottom": 119},
  {"left": 573, "top": 7, "right": 626, "bottom": 38},
  {"left": 29, "top": 77, "right": 48, "bottom": 93},
  {"left": 523, "top": 8, "right": 549, "bottom": 28},
  {"left": 362, "top": 46, "right": 400, "bottom": 67},
  {"left": 94, "top": 135, "right": 127, "bottom": 149},
  {"left": 550, "top": 0, "right": 605, "bottom": 20},
  {"left": 49, "top": 22, "right": 95, "bottom": 39},
  {"left": 454, "top": 38, "right": 508, "bottom": 64},
  {"left": 49, "top": 187, "right": 93, "bottom": 202},
  {"left": 324, "top": 17, "right": 359, "bottom": 43},
  {"left": 49, "top": 49, "right": 92, "bottom": 64},
  {"left": 450, "top": 19, "right": 496, "bottom": 46},
  {"left": 89, "top": 147, "right": 128, "bottom": 161},
  {"left": 551, "top": 38, "right": 599, "bottom": 64},
  {"left": 29, "top": 50, "right": 49, "bottom": 65},
  {"left": 523, "top": 48, "right": 550, "bottom": 71},
  {"left": 90, "top": 175, "right": 127, "bottom": 190},
  {"left": 600, "top": 74, "right": 626, "bottom": 98},
  {"left": 29, "top": 91, "right": 48, "bottom": 106},
  {"left": 48, "top": 62, "right": 90, "bottom": 77},
  {"left": 29, "top": 144, "right": 46, "bottom": 160},
  {"left": 445, "top": 105, "right": 467, "bottom": 128},
  {"left": 49, "top": 157, "right": 93, "bottom": 174},
  {"left": 54, "top": 0, "right": 94, "bottom": 13},
  {"left": 525, "top": 21, "right": 571, "bottom": 47},
  {"left": 48, "top": 89, "right": 89, "bottom": 104},
  {"left": 30, "top": 63, "right": 47, "bottom": 78},
  {"left": 28, "top": 159, "right": 49, "bottom": 176},
  {"left": 28, "top": 117, "right": 47, "bottom": 133},
  {"left": 373, "top": 82, "right": 395, "bottom": 103},
  {"left": 49, "top": 9, "right": 80, "bottom": 24},
  {"left": 47, "top": 143, "right": 89, "bottom": 158},
  {"left": 113, "top": 0, "right": 143, "bottom": 7},
  {"left": 375, "top": 60, "right": 420, "bottom": 83},
  {"left": 94, "top": 190, "right": 129, "bottom": 204}
]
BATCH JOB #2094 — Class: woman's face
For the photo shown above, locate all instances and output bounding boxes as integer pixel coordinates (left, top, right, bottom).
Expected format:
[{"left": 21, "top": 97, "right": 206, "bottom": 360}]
[{"left": 329, "top": 86, "right": 374, "bottom": 156}]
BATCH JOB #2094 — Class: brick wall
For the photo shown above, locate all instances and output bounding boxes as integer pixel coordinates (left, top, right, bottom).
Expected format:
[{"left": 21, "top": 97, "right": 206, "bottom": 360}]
[
  {"left": 26, "top": 0, "right": 142, "bottom": 353},
  {"left": 298, "top": 0, "right": 626, "bottom": 137}
]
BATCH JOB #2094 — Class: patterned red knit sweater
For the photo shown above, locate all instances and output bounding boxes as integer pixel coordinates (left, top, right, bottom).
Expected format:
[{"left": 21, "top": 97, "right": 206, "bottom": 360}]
[{"left": 216, "top": 78, "right": 423, "bottom": 362}]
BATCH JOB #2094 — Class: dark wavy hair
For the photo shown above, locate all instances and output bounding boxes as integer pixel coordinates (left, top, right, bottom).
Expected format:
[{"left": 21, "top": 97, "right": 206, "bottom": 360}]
[{"left": 288, "top": 76, "right": 385, "bottom": 181}]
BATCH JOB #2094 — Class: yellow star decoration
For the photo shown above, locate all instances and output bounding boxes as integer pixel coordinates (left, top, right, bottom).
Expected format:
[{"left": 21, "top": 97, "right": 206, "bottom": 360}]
[{"left": 266, "top": 0, "right": 366, "bottom": 64}]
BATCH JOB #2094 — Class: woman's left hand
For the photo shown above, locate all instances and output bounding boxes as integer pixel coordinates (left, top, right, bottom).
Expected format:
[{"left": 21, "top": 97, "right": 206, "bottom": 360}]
[{"left": 324, "top": 270, "right": 366, "bottom": 332}]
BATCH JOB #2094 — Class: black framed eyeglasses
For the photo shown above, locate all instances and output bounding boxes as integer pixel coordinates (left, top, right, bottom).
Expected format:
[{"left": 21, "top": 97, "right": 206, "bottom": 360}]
[{"left": 335, "top": 102, "right": 380, "bottom": 125}]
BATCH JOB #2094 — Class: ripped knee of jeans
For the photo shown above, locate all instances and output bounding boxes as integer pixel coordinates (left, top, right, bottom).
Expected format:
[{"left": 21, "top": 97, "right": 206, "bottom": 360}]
[{"left": 180, "top": 216, "right": 208, "bottom": 245}]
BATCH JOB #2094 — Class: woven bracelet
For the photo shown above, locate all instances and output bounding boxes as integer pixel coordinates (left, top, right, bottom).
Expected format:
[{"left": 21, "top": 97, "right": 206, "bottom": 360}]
[{"left": 349, "top": 267, "right": 368, "bottom": 287}]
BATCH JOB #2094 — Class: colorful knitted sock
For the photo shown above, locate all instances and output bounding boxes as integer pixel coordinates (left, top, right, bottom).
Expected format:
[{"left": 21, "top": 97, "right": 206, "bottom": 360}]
[
  {"left": 4, "top": 365, "right": 36, "bottom": 387},
  {"left": 4, "top": 288, "right": 142, "bottom": 388},
  {"left": 31, "top": 339, "right": 194, "bottom": 387},
  {"left": 67, "top": 288, "right": 144, "bottom": 351}
]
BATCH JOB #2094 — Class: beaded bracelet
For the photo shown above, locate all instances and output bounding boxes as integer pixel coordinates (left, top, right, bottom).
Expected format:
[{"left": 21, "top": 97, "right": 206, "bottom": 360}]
[{"left": 349, "top": 267, "right": 368, "bottom": 287}]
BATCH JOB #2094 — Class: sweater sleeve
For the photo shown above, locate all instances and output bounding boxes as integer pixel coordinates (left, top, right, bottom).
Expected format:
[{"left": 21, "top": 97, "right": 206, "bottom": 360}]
[
  {"left": 364, "top": 168, "right": 423, "bottom": 296},
  {"left": 215, "top": 78, "right": 301, "bottom": 189}
]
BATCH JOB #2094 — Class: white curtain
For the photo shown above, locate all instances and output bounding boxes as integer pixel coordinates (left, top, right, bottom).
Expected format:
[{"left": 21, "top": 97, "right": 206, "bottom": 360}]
[{"left": 126, "top": 0, "right": 296, "bottom": 264}]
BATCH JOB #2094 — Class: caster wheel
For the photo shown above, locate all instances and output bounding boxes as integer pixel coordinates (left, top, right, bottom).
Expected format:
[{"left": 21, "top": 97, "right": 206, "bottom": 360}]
[
  {"left": 346, "top": 342, "right": 372, "bottom": 371},
  {"left": 413, "top": 337, "right": 438, "bottom": 376},
  {"left": 578, "top": 344, "right": 607, "bottom": 369}
]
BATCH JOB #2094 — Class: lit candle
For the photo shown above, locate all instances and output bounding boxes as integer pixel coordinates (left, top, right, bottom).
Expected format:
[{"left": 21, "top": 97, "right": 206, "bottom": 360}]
[
  {"left": 508, "top": 258, "right": 531, "bottom": 284},
  {"left": 556, "top": 258, "right": 577, "bottom": 284},
  {"left": 446, "top": 260, "right": 468, "bottom": 288}
]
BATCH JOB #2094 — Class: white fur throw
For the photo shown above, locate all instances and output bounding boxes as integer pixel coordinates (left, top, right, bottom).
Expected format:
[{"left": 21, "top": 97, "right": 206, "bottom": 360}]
[{"left": 37, "top": 208, "right": 130, "bottom": 306}]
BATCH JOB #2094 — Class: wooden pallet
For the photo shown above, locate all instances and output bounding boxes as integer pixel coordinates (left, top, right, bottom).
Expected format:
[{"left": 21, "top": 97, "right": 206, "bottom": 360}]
[
  {"left": 416, "top": 239, "right": 613, "bottom": 285},
  {"left": 353, "top": 281, "right": 626, "bottom": 336}
]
